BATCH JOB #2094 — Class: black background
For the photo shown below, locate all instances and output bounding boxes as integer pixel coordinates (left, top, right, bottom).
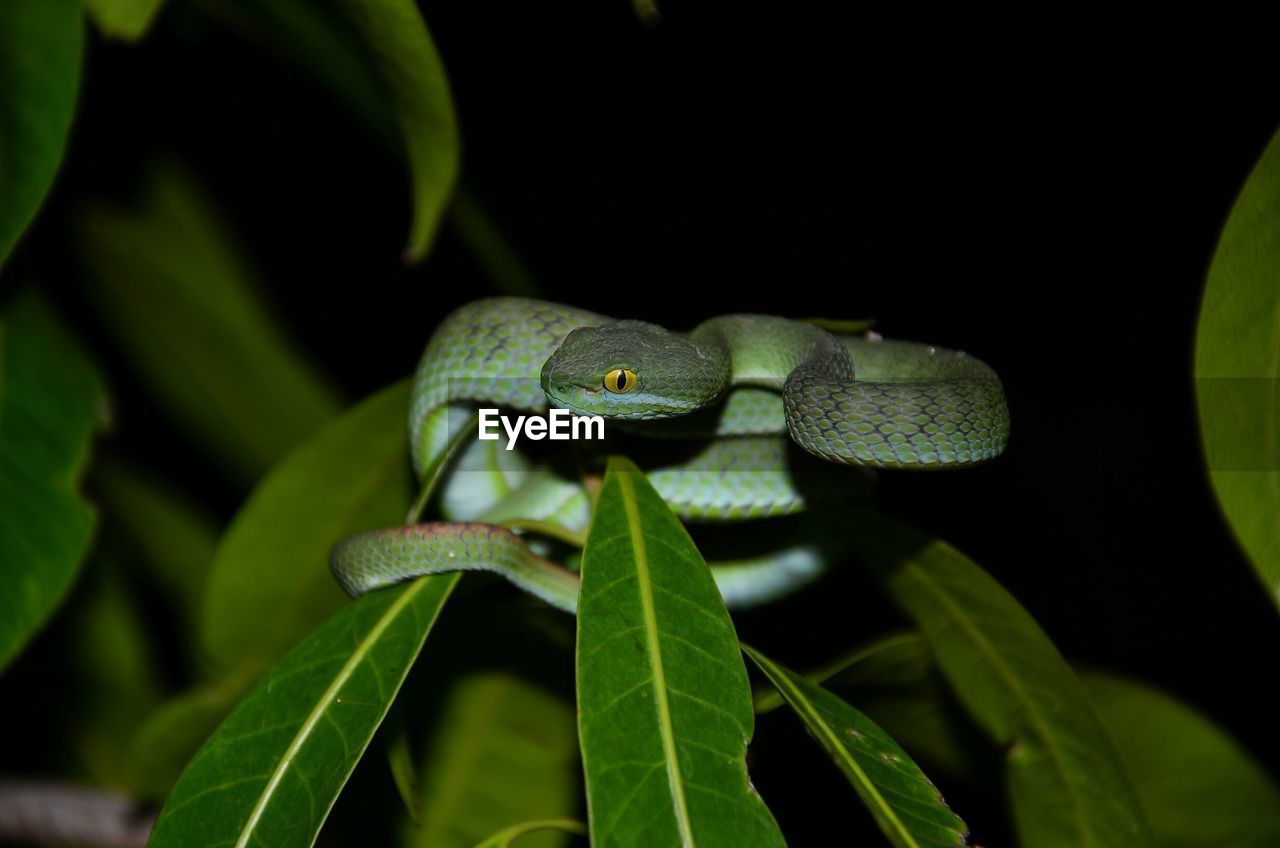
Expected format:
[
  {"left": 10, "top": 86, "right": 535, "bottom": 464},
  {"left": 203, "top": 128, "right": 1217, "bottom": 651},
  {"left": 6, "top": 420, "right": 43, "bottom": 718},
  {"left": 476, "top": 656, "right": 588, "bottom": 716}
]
[{"left": 12, "top": 2, "right": 1280, "bottom": 844}]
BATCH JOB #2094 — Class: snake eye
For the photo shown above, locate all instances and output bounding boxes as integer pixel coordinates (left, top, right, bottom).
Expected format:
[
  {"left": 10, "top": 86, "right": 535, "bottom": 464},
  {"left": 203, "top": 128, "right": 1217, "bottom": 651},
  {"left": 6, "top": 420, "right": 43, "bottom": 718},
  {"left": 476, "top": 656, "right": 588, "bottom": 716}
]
[{"left": 604, "top": 368, "right": 638, "bottom": 394}]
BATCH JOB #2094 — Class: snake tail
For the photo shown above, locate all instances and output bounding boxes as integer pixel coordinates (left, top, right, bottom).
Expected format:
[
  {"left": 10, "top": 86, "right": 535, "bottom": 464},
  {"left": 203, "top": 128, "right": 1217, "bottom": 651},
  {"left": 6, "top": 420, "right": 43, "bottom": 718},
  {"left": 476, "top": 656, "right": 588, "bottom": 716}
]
[{"left": 330, "top": 522, "right": 580, "bottom": 613}]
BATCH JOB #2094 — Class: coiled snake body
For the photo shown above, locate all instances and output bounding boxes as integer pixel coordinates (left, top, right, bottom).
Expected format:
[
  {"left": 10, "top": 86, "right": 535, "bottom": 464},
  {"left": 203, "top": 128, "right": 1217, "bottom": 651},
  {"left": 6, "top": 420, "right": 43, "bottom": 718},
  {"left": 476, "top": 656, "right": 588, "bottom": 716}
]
[{"left": 331, "top": 297, "right": 1009, "bottom": 610}]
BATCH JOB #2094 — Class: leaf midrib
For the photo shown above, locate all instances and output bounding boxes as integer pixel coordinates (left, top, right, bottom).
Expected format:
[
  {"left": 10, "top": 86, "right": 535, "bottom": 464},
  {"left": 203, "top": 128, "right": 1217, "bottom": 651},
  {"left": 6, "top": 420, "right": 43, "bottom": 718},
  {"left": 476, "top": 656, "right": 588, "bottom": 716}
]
[
  {"left": 617, "top": 470, "right": 695, "bottom": 848},
  {"left": 232, "top": 579, "right": 428, "bottom": 847},
  {"left": 904, "top": 558, "right": 1094, "bottom": 847},
  {"left": 747, "top": 648, "right": 920, "bottom": 848}
]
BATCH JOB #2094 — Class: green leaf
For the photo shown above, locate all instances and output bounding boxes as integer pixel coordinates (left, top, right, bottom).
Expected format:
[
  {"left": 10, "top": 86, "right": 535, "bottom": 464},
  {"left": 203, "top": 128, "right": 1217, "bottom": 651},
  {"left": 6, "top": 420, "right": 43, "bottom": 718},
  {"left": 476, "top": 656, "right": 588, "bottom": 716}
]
[
  {"left": 754, "top": 631, "right": 927, "bottom": 715},
  {"left": 387, "top": 712, "right": 421, "bottom": 826},
  {"left": 200, "top": 379, "right": 413, "bottom": 670},
  {"left": 1195, "top": 128, "right": 1280, "bottom": 610},
  {"left": 147, "top": 575, "right": 457, "bottom": 848},
  {"left": 1081, "top": 670, "right": 1280, "bottom": 848},
  {"left": 69, "top": 559, "right": 165, "bottom": 789},
  {"left": 335, "top": 0, "right": 459, "bottom": 263},
  {"left": 93, "top": 455, "right": 219, "bottom": 628},
  {"left": 200, "top": 0, "right": 395, "bottom": 144},
  {"left": 744, "top": 646, "right": 967, "bottom": 847},
  {"left": 199, "top": 4, "right": 521, "bottom": 291},
  {"left": 799, "top": 633, "right": 988, "bottom": 784},
  {"left": 77, "top": 165, "right": 339, "bottom": 483},
  {"left": 469, "top": 820, "right": 586, "bottom": 848},
  {"left": 754, "top": 633, "right": 987, "bottom": 783},
  {"left": 84, "top": 0, "right": 166, "bottom": 41},
  {"left": 128, "top": 664, "right": 258, "bottom": 800},
  {"left": 848, "top": 510, "right": 1150, "bottom": 847},
  {"left": 0, "top": 0, "right": 82, "bottom": 266},
  {"left": 409, "top": 673, "right": 579, "bottom": 848},
  {"left": 576, "top": 456, "right": 784, "bottom": 848},
  {"left": 0, "top": 294, "right": 107, "bottom": 672}
]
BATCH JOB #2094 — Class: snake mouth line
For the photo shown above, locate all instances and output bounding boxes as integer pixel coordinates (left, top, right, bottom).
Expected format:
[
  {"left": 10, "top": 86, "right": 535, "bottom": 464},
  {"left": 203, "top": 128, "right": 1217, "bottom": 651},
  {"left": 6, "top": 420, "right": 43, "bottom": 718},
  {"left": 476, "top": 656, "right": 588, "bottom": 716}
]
[{"left": 544, "top": 394, "right": 603, "bottom": 417}]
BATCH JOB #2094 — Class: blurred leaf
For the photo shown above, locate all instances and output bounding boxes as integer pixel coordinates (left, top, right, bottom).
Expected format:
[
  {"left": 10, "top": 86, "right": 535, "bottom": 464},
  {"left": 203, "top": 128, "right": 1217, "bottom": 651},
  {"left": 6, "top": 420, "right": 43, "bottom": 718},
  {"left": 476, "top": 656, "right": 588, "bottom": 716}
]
[
  {"left": 93, "top": 454, "right": 219, "bottom": 627},
  {"left": 147, "top": 575, "right": 458, "bottom": 848},
  {"left": 449, "top": 187, "right": 540, "bottom": 297},
  {"left": 387, "top": 712, "right": 421, "bottom": 826},
  {"left": 849, "top": 510, "right": 1151, "bottom": 848},
  {"left": 198, "top": 0, "right": 394, "bottom": 139},
  {"left": 84, "top": 0, "right": 166, "bottom": 41},
  {"left": 631, "top": 0, "right": 661, "bottom": 27},
  {"left": 1195, "top": 128, "right": 1280, "bottom": 611},
  {"left": 1082, "top": 671, "right": 1280, "bottom": 848},
  {"left": 200, "top": 379, "right": 413, "bottom": 670},
  {"left": 577, "top": 457, "right": 784, "bottom": 847},
  {"left": 469, "top": 820, "right": 586, "bottom": 848},
  {"left": 128, "top": 664, "right": 256, "bottom": 800},
  {"left": 199, "top": 3, "right": 527, "bottom": 292},
  {"left": 70, "top": 559, "right": 165, "bottom": 789},
  {"left": 410, "top": 673, "right": 578, "bottom": 848},
  {"left": 744, "top": 646, "right": 967, "bottom": 847},
  {"left": 0, "top": 294, "right": 107, "bottom": 672},
  {"left": 0, "top": 0, "right": 82, "bottom": 267},
  {"left": 335, "top": 0, "right": 460, "bottom": 263},
  {"left": 77, "top": 166, "right": 339, "bottom": 483},
  {"left": 140, "top": 380, "right": 412, "bottom": 793}
]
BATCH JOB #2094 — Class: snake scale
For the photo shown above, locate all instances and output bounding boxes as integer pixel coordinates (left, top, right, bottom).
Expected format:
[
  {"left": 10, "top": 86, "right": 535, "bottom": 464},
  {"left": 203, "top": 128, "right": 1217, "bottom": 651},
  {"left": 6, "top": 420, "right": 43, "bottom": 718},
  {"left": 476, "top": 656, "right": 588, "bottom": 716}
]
[{"left": 330, "top": 297, "right": 1009, "bottom": 610}]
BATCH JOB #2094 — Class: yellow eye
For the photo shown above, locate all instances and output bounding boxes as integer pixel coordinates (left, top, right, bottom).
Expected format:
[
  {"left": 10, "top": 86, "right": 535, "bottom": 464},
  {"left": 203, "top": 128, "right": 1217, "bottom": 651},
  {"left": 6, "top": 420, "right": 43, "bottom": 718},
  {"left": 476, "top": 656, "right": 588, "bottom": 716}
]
[{"left": 604, "top": 368, "right": 638, "bottom": 394}]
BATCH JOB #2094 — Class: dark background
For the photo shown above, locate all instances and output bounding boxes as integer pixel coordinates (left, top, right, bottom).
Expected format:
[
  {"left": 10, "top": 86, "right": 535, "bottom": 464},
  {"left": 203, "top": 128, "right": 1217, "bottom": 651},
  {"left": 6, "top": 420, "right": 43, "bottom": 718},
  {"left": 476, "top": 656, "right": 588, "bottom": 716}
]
[{"left": 11, "top": 3, "right": 1280, "bottom": 844}]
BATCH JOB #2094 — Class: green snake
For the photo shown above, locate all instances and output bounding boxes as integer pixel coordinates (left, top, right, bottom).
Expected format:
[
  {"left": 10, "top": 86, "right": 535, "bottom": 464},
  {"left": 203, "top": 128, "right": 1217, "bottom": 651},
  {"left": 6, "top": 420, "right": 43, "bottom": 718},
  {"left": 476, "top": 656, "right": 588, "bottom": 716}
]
[{"left": 330, "top": 297, "right": 1008, "bottom": 611}]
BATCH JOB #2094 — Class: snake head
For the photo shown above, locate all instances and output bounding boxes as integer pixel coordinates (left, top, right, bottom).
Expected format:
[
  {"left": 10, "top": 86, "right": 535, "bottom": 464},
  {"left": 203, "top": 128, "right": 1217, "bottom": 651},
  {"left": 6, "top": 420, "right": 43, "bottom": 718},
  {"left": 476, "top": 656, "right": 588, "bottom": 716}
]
[{"left": 541, "top": 320, "right": 724, "bottom": 419}]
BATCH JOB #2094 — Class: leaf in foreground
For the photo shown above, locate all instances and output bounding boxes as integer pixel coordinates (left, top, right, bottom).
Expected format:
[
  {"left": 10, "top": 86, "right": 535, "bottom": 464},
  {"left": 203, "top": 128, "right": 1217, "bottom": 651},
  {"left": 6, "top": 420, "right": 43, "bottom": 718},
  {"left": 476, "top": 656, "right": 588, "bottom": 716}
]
[
  {"left": 1082, "top": 670, "right": 1280, "bottom": 848},
  {"left": 412, "top": 673, "right": 579, "bottom": 848},
  {"left": 335, "top": 0, "right": 459, "bottom": 262},
  {"left": 147, "top": 575, "right": 458, "bottom": 848},
  {"left": 127, "top": 663, "right": 259, "bottom": 800},
  {"left": 577, "top": 457, "right": 784, "bottom": 847},
  {"left": 77, "top": 165, "right": 339, "bottom": 483},
  {"left": 848, "top": 510, "right": 1150, "bottom": 847},
  {"left": 0, "top": 295, "right": 108, "bottom": 672},
  {"left": 1194, "top": 128, "right": 1280, "bottom": 611},
  {"left": 200, "top": 379, "right": 413, "bottom": 670},
  {"left": 745, "top": 646, "right": 967, "bottom": 848},
  {"left": 756, "top": 632, "right": 990, "bottom": 784},
  {"left": 0, "top": 0, "right": 82, "bottom": 266}
]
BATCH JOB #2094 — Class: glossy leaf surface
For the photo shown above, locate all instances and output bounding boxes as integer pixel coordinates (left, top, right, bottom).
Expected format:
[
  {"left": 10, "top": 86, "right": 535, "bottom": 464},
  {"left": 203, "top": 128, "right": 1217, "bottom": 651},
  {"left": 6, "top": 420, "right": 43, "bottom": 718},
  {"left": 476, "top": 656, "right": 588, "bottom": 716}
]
[
  {"left": 745, "top": 646, "right": 967, "bottom": 847},
  {"left": 577, "top": 457, "right": 784, "bottom": 847},
  {"left": 148, "top": 576, "right": 457, "bottom": 848}
]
